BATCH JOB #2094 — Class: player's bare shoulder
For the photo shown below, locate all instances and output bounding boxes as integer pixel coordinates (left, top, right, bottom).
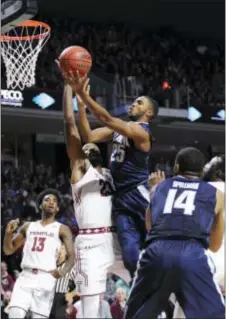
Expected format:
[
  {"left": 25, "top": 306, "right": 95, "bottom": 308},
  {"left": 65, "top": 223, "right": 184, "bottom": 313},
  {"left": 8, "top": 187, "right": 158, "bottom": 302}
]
[
  {"left": 215, "top": 189, "right": 224, "bottom": 216},
  {"left": 70, "top": 158, "right": 90, "bottom": 184}
]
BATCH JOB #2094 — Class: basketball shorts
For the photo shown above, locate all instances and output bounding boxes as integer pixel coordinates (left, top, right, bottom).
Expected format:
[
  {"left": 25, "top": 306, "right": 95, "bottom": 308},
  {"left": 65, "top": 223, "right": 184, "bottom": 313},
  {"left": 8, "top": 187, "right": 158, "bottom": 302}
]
[
  {"left": 208, "top": 243, "right": 224, "bottom": 290},
  {"left": 9, "top": 269, "right": 56, "bottom": 317},
  {"left": 173, "top": 244, "right": 225, "bottom": 319},
  {"left": 125, "top": 239, "right": 225, "bottom": 319},
  {"left": 108, "top": 233, "right": 131, "bottom": 284},
  {"left": 74, "top": 233, "right": 116, "bottom": 296}
]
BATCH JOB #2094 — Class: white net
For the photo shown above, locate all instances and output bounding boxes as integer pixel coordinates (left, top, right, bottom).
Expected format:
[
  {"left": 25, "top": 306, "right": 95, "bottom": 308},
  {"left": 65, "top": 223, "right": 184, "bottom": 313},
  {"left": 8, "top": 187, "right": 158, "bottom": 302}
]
[{"left": 1, "top": 21, "right": 50, "bottom": 90}]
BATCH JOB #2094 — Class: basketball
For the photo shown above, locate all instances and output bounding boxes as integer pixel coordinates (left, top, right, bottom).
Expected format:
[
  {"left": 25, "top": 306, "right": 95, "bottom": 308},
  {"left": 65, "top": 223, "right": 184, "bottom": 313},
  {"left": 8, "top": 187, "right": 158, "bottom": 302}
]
[{"left": 59, "top": 46, "right": 92, "bottom": 76}]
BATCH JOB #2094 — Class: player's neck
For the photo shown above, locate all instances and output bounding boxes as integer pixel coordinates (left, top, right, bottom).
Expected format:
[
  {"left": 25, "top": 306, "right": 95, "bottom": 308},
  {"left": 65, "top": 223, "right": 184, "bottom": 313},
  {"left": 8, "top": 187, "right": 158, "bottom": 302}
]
[
  {"left": 136, "top": 119, "right": 148, "bottom": 123},
  {"left": 94, "top": 165, "right": 102, "bottom": 173},
  {"left": 40, "top": 214, "right": 55, "bottom": 225}
]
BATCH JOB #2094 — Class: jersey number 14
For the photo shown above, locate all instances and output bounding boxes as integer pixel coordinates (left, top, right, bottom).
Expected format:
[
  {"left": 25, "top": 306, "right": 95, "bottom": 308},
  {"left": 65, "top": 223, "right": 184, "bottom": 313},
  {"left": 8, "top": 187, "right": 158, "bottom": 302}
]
[{"left": 163, "top": 189, "right": 196, "bottom": 215}]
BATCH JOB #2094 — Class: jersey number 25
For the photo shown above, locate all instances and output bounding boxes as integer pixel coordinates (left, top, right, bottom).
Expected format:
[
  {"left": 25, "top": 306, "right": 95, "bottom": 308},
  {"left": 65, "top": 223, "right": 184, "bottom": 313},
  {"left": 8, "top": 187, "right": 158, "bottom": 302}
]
[
  {"left": 163, "top": 189, "right": 196, "bottom": 216},
  {"left": 111, "top": 143, "right": 125, "bottom": 163}
]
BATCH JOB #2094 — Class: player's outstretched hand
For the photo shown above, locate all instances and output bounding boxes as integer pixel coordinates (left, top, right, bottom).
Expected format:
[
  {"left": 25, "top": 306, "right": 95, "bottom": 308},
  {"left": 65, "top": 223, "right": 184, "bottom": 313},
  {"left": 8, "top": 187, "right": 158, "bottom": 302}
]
[
  {"left": 149, "top": 170, "right": 166, "bottom": 187},
  {"left": 5, "top": 219, "right": 20, "bottom": 235},
  {"left": 76, "top": 84, "right": 90, "bottom": 109},
  {"left": 48, "top": 269, "right": 63, "bottom": 279},
  {"left": 66, "top": 70, "right": 90, "bottom": 97}
]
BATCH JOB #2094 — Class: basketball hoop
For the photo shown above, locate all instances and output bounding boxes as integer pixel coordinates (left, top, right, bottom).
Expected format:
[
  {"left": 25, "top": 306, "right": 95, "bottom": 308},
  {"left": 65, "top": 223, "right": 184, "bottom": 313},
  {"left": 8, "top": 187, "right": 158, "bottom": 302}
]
[{"left": 1, "top": 20, "right": 51, "bottom": 90}]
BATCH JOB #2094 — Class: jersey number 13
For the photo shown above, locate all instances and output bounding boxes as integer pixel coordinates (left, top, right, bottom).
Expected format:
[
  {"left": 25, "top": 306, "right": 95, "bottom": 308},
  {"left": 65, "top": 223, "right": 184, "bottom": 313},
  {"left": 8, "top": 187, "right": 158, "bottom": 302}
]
[{"left": 163, "top": 189, "right": 196, "bottom": 216}]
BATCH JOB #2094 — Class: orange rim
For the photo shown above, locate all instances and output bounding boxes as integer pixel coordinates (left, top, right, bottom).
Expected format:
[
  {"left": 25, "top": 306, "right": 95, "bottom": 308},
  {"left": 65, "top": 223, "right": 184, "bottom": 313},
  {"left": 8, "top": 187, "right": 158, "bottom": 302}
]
[{"left": 1, "top": 20, "right": 51, "bottom": 41}]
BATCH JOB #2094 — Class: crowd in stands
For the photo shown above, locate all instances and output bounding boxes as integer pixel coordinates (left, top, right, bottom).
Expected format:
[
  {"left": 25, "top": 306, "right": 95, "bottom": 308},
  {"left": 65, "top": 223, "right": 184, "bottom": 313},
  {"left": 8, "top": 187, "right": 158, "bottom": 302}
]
[{"left": 2, "top": 18, "right": 224, "bottom": 108}]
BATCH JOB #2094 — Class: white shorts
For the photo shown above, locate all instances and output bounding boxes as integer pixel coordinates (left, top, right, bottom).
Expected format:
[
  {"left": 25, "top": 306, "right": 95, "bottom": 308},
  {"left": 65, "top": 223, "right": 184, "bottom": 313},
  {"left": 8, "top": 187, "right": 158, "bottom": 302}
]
[
  {"left": 208, "top": 246, "right": 224, "bottom": 290},
  {"left": 9, "top": 269, "right": 56, "bottom": 317},
  {"left": 75, "top": 233, "right": 116, "bottom": 295}
]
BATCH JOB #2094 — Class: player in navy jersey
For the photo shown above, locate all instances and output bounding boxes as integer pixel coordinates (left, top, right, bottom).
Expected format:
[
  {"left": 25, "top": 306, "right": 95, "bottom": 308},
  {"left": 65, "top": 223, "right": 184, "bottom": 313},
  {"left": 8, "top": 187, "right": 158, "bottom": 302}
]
[
  {"left": 66, "top": 72, "right": 158, "bottom": 277},
  {"left": 125, "top": 147, "right": 225, "bottom": 319}
]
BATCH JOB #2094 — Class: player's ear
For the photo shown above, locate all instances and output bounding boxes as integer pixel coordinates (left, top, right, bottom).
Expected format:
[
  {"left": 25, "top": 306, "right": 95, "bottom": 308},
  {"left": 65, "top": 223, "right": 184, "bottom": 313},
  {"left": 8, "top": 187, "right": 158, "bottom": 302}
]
[
  {"left": 146, "top": 109, "right": 153, "bottom": 118},
  {"left": 199, "top": 169, "right": 204, "bottom": 178},
  {"left": 174, "top": 163, "right": 179, "bottom": 174},
  {"left": 39, "top": 205, "right": 43, "bottom": 210}
]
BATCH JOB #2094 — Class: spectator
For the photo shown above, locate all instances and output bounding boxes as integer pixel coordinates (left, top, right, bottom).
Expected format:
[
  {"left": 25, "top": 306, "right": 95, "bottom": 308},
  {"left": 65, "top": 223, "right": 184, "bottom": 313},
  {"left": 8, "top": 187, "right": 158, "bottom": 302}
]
[
  {"left": 110, "top": 287, "right": 127, "bottom": 319},
  {"left": 1, "top": 262, "right": 14, "bottom": 293},
  {"left": 1, "top": 290, "right": 12, "bottom": 319},
  {"left": 105, "top": 274, "right": 117, "bottom": 304},
  {"left": 99, "top": 293, "right": 112, "bottom": 318}
]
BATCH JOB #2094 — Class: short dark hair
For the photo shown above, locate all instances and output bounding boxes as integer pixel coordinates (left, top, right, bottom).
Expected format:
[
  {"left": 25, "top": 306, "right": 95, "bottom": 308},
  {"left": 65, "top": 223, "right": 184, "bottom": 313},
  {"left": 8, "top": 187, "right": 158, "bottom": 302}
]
[
  {"left": 37, "top": 188, "right": 62, "bottom": 208},
  {"left": 145, "top": 96, "right": 159, "bottom": 119},
  {"left": 175, "top": 147, "right": 205, "bottom": 175},
  {"left": 203, "top": 155, "right": 225, "bottom": 181}
]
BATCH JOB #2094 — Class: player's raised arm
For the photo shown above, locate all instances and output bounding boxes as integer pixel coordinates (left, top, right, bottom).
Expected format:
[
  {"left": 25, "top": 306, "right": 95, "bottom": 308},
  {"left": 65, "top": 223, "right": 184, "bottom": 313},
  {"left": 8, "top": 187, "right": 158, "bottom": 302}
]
[
  {"left": 63, "top": 83, "right": 86, "bottom": 162},
  {"left": 77, "top": 96, "right": 113, "bottom": 143},
  {"left": 3, "top": 220, "right": 29, "bottom": 255},
  {"left": 58, "top": 225, "right": 75, "bottom": 276},
  {"left": 209, "top": 189, "right": 224, "bottom": 252},
  {"left": 68, "top": 73, "right": 151, "bottom": 150}
]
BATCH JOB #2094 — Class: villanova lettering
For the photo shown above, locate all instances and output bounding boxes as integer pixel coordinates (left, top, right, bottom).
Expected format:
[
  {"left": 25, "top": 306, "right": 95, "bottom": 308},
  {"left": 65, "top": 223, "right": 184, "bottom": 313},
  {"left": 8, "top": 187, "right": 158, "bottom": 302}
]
[{"left": 173, "top": 181, "right": 199, "bottom": 190}]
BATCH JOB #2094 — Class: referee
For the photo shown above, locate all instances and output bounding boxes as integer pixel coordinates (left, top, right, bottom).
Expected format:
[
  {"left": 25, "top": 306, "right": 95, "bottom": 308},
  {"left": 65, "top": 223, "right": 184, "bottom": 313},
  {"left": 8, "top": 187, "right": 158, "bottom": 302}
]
[{"left": 50, "top": 245, "right": 77, "bottom": 318}]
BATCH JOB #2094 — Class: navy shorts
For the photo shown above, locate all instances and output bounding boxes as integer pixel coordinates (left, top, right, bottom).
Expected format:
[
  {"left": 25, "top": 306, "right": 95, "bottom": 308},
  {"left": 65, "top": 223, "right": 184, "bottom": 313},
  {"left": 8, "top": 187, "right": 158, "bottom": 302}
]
[
  {"left": 125, "top": 239, "right": 225, "bottom": 319},
  {"left": 112, "top": 185, "right": 149, "bottom": 277}
]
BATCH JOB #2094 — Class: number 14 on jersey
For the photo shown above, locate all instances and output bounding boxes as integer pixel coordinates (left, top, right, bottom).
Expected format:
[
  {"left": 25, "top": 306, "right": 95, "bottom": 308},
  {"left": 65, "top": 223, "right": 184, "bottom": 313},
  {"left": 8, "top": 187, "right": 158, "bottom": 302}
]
[{"left": 163, "top": 189, "right": 196, "bottom": 216}]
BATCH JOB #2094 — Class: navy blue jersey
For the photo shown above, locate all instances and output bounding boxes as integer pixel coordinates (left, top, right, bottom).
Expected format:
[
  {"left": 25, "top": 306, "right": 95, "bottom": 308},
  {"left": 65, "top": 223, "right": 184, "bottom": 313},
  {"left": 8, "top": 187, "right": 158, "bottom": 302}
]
[
  {"left": 146, "top": 176, "right": 217, "bottom": 248},
  {"left": 109, "top": 122, "right": 152, "bottom": 193}
]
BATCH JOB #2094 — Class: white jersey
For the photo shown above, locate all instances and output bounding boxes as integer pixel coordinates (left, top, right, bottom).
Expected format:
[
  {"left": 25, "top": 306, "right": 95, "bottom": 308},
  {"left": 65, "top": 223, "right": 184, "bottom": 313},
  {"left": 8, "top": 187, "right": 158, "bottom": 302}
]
[
  {"left": 71, "top": 165, "right": 114, "bottom": 229},
  {"left": 21, "top": 221, "right": 62, "bottom": 271},
  {"left": 208, "top": 181, "right": 225, "bottom": 273}
]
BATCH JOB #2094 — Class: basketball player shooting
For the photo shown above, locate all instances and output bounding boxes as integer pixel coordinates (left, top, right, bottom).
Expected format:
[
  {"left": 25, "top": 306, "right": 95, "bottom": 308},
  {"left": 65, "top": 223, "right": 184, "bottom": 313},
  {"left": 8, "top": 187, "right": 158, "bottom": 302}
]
[
  {"left": 3, "top": 189, "right": 75, "bottom": 319},
  {"left": 59, "top": 72, "right": 129, "bottom": 318},
  {"left": 65, "top": 71, "right": 159, "bottom": 278},
  {"left": 125, "top": 147, "right": 225, "bottom": 319}
]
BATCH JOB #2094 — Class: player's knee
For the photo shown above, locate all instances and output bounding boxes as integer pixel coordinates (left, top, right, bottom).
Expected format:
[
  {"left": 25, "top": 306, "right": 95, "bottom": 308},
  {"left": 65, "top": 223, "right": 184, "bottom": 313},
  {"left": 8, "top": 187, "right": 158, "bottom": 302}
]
[{"left": 9, "top": 307, "right": 27, "bottom": 318}]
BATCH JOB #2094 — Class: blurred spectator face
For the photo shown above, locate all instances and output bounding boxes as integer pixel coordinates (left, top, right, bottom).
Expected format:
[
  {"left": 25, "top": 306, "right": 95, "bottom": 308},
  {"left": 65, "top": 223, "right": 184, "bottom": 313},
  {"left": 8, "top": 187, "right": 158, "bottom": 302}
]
[
  {"left": 1, "top": 262, "right": 8, "bottom": 276},
  {"left": 58, "top": 173, "right": 65, "bottom": 184},
  {"left": 115, "top": 288, "right": 126, "bottom": 303}
]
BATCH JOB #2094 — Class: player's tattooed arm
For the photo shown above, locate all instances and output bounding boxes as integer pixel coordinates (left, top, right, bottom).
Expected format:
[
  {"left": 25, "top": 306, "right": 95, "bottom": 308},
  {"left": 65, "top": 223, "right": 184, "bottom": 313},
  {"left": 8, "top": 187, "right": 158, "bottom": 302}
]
[
  {"left": 63, "top": 84, "right": 86, "bottom": 162},
  {"left": 63, "top": 83, "right": 90, "bottom": 183},
  {"left": 58, "top": 225, "right": 75, "bottom": 277},
  {"left": 3, "top": 220, "right": 29, "bottom": 255},
  {"left": 209, "top": 189, "right": 224, "bottom": 252}
]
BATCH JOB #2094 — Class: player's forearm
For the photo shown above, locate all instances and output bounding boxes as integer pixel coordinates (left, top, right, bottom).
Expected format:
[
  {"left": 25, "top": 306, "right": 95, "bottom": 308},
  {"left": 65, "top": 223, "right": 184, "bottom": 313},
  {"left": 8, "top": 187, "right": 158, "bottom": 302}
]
[
  {"left": 79, "top": 92, "right": 112, "bottom": 124},
  {"left": 78, "top": 106, "right": 94, "bottom": 142},
  {"left": 63, "top": 84, "right": 76, "bottom": 125},
  {"left": 59, "top": 254, "right": 75, "bottom": 277},
  {"left": 3, "top": 234, "right": 15, "bottom": 255}
]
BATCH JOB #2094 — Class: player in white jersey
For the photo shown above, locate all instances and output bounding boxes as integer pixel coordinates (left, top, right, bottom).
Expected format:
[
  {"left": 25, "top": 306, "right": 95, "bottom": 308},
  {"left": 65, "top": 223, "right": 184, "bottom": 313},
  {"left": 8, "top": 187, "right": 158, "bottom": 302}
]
[
  {"left": 204, "top": 155, "right": 225, "bottom": 293},
  {"left": 3, "top": 189, "right": 75, "bottom": 319},
  {"left": 59, "top": 70, "right": 130, "bottom": 318}
]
